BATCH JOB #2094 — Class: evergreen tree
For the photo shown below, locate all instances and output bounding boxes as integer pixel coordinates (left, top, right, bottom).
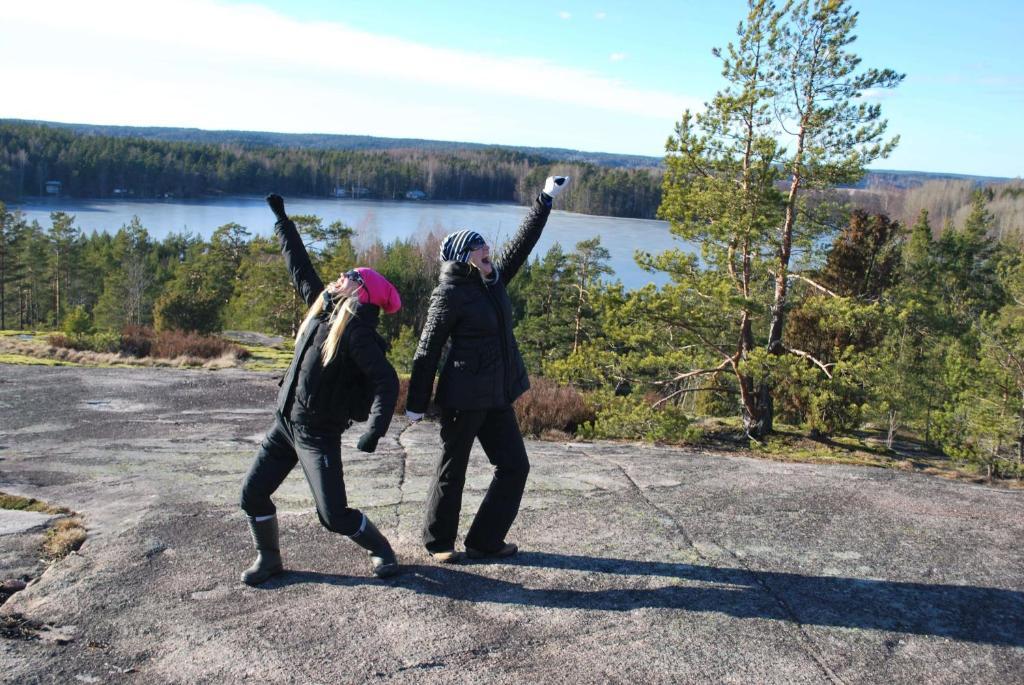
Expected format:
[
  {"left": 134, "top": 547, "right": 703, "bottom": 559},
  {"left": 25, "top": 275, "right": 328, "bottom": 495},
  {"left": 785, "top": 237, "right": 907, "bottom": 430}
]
[
  {"left": 46, "top": 211, "right": 80, "bottom": 326},
  {"left": 568, "top": 237, "right": 613, "bottom": 353},
  {"left": 655, "top": 0, "right": 786, "bottom": 437},
  {"left": 94, "top": 217, "right": 156, "bottom": 330},
  {"left": 513, "top": 244, "right": 577, "bottom": 372},
  {"left": 655, "top": 0, "right": 903, "bottom": 438},
  {"left": 224, "top": 237, "right": 303, "bottom": 336}
]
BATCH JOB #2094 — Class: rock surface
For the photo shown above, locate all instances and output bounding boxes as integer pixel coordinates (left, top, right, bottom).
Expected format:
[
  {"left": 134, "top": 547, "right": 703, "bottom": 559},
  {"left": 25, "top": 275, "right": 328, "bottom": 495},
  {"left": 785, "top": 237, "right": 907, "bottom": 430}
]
[
  {"left": 0, "top": 510, "right": 56, "bottom": 537},
  {"left": 0, "top": 365, "right": 1022, "bottom": 684}
]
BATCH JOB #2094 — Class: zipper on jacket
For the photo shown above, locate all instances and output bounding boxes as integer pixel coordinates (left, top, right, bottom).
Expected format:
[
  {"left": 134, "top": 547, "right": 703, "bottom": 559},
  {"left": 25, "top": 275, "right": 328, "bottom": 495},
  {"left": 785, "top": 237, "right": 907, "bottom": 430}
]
[{"left": 484, "top": 284, "right": 512, "bottom": 403}]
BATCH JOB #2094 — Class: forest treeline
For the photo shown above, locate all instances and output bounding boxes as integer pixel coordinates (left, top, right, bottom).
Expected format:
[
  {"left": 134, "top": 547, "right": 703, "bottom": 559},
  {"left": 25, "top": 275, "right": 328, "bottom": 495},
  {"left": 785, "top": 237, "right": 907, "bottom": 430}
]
[
  {"left": 2, "top": 120, "right": 1020, "bottom": 237},
  {"left": 0, "top": 122, "right": 662, "bottom": 219},
  {"left": 2, "top": 187, "right": 1022, "bottom": 478}
]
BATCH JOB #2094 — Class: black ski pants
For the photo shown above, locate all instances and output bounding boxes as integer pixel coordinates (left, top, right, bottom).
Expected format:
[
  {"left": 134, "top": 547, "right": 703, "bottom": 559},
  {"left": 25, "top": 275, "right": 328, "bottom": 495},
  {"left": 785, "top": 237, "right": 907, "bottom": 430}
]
[
  {"left": 423, "top": 405, "right": 530, "bottom": 553},
  {"left": 240, "top": 413, "right": 363, "bottom": 536}
]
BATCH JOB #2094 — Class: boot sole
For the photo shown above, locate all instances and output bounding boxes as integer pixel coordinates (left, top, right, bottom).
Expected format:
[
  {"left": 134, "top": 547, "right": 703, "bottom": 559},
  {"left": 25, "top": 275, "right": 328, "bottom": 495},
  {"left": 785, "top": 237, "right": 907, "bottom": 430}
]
[
  {"left": 465, "top": 544, "right": 518, "bottom": 560},
  {"left": 372, "top": 562, "right": 399, "bottom": 578},
  {"left": 241, "top": 565, "right": 284, "bottom": 586},
  {"left": 429, "top": 551, "right": 464, "bottom": 564}
]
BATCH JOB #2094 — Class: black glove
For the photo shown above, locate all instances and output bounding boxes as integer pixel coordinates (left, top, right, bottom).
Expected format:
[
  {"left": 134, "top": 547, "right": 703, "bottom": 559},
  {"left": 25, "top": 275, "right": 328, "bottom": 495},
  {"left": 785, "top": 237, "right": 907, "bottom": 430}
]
[
  {"left": 266, "top": 193, "right": 288, "bottom": 221},
  {"left": 357, "top": 431, "right": 380, "bottom": 453}
]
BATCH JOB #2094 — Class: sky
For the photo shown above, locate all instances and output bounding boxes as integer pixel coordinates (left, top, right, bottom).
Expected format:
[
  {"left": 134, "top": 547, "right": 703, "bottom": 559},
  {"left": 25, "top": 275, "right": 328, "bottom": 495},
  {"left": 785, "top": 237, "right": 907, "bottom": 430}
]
[{"left": 2, "top": 0, "right": 1021, "bottom": 178}]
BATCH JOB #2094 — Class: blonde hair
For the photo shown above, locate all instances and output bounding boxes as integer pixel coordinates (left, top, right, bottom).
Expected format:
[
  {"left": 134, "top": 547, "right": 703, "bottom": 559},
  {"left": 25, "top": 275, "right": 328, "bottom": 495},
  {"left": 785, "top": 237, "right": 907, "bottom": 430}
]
[{"left": 295, "top": 288, "right": 361, "bottom": 366}]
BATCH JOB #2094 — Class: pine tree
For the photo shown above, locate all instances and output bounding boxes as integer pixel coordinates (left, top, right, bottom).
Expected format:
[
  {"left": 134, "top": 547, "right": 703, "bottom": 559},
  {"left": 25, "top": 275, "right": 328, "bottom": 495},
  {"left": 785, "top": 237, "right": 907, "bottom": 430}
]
[
  {"left": 655, "top": 0, "right": 903, "bottom": 438},
  {"left": 655, "top": 0, "right": 785, "bottom": 437},
  {"left": 568, "top": 237, "right": 613, "bottom": 353},
  {"left": 94, "top": 217, "right": 156, "bottom": 330},
  {"left": 46, "top": 211, "right": 80, "bottom": 326}
]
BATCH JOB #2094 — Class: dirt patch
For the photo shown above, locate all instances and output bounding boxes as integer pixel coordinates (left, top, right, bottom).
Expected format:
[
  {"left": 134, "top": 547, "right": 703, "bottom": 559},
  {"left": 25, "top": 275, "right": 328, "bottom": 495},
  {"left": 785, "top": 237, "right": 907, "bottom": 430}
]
[{"left": 0, "top": 612, "right": 44, "bottom": 640}]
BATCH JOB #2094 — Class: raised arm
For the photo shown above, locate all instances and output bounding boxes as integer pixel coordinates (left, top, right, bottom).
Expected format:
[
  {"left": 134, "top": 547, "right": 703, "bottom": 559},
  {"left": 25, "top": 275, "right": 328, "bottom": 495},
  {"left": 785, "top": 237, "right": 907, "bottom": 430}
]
[
  {"left": 267, "top": 194, "right": 324, "bottom": 307},
  {"left": 406, "top": 286, "right": 460, "bottom": 415},
  {"left": 494, "top": 176, "right": 569, "bottom": 284}
]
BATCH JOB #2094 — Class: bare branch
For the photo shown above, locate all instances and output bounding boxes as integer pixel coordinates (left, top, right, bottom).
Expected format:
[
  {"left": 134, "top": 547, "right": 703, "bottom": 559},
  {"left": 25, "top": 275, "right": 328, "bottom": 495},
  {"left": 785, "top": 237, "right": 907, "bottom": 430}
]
[
  {"left": 652, "top": 359, "right": 734, "bottom": 386},
  {"left": 651, "top": 385, "right": 738, "bottom": 409},
  {"left": 786, "top": 346, "right": 835, "bottom": 378},
  {"left": 786, "top": 272, "right": 842, "bottom": 298}
]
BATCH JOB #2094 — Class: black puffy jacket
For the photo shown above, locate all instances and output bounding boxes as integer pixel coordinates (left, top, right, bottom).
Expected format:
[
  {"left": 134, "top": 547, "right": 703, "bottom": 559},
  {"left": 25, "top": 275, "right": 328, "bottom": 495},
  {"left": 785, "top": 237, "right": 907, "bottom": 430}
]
[
  {"left": 273, "top": 218, "right": 398, "bottom": 435},
  {"left": 407, "top": 196, "right": 551, "bottom": 413}
]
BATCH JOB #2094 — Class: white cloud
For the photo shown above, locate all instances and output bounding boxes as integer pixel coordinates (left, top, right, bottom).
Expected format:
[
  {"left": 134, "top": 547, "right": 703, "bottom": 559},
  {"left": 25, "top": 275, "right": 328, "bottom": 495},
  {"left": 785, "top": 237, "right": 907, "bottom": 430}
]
[
  {"left": 0, "top": 0, "right": 698, "bottom": 152},
  {"left": 595, "top": 11, "right": 607, "bottom": 20},
  {"left": 610, "top": 53, "right": 627, "bottom": 63},
  {"left": 559, "top": 11, "right": 572, "bottom": 20}
]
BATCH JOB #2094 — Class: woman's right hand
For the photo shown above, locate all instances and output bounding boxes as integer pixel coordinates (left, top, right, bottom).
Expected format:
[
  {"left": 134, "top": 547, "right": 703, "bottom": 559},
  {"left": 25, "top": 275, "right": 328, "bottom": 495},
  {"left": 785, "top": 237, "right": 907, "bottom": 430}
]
[
  {"left": 266, "top": 193, "right": 287, "bottom": 221},
  {"left": 542, "top": 176, "right": 570, "bottom": 199}
]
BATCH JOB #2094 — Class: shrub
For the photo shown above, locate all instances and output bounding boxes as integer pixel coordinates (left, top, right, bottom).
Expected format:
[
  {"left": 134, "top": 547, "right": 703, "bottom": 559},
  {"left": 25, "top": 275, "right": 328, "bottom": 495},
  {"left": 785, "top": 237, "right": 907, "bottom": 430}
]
[
  {"left": 47, "top": 331, "right": 121, "bottom": 353},
  {"left": 387, "top": 326, "right": 420, "bottom": 375},
  {"left": 514, "top": 377, "right": 595, "bottom": 437},
  {"left": 578, "top": 390, "right": 699, "bottom": 443},
  {"left": 62, "top": 305, "right": 93, "bottom": 337},
  {"left": 153, "top": 290, "right": 221, "bottom": 335},
  {"left": 132, "top": 327, "right": 250, "bottom": 360}
]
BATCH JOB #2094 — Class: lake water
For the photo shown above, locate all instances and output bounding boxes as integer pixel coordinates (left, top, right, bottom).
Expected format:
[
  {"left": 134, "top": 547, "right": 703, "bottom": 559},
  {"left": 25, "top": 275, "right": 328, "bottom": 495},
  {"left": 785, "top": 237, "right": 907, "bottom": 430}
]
[{"left": 10, "top": 196, "right": 692, "bottom": 289}]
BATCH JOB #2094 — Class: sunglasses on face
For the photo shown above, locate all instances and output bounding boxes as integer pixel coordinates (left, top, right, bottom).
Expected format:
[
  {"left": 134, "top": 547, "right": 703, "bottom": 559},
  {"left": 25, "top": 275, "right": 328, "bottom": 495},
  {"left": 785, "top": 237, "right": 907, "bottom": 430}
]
[{"left": 343, "top": 269, "right": 364, "bottom": 286}]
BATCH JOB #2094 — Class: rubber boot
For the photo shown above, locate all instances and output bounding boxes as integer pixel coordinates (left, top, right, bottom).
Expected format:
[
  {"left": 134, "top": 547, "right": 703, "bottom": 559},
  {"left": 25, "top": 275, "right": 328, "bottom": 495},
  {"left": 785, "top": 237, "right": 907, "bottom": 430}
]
[
  {"left": 348, "top": 515, "right": 399, "bottom": 578},
  {"left": 241, "top": 515, "right": 284, "bottom": 586}
]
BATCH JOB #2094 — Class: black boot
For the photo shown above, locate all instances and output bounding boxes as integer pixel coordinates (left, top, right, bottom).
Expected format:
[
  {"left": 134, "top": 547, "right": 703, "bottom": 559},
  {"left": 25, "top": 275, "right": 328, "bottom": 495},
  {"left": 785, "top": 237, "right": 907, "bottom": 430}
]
[
  {"left": 348, "top": 516, "right": 398, "bottom": 578},
  {"left": 242, "top": 515, "right": 284, "bottom": 586}
]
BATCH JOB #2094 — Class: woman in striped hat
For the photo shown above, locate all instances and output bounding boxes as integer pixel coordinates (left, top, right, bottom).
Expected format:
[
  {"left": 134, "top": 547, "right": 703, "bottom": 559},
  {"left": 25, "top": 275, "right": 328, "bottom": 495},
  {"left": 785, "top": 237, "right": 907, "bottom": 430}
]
[{"left": 406, "top": 176, "right": 570, "bottom": 562}]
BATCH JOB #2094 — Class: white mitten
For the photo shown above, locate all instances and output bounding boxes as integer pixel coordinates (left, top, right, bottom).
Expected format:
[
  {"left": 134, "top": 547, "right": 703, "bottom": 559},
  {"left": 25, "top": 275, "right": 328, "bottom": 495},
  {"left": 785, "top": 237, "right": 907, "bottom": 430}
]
[
  {"left": 406, "top": 410, "right": 424, "bottom": 422},
  {"left": 543, "top": 175, "right": 570, "bottom": 199}
]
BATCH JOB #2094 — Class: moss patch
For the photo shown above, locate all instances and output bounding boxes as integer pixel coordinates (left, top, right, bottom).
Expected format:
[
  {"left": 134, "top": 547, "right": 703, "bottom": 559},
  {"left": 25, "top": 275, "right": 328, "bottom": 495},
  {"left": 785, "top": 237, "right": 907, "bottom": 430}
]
[
  {"left": 0, "top": 492, "right": 70, "bottom": 515},
  {"left": 0, "top": 353, "right": 70, "bottom": 366},
  {"left": 240, "top": 343, "right": 294, "bottom": 372}
]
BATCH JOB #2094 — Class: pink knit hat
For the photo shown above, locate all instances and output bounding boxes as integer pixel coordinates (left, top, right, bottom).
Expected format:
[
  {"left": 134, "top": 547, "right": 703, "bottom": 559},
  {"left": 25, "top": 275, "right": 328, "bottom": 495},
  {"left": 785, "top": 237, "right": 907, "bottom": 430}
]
[{"left": 353, "top": 267, "right": 401, "bottom": 314}]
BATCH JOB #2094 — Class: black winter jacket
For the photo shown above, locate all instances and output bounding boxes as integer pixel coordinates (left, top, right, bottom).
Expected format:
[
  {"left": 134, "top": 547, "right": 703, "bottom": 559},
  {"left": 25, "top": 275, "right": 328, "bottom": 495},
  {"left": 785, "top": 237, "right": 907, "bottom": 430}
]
[
  {"left": 407, "top": 196, "right": 551, "bottom": 413},
  {"left": 273, "top": 218, "right": 399, "bottom": 435}
]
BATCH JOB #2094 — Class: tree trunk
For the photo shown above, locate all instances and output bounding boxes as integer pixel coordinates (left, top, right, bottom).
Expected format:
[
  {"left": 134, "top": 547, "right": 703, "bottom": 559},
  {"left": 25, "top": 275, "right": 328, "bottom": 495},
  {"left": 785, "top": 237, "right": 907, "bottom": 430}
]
[
  {"left": 737, "top": 311, "right": 773, "bottom": 439},
  {"left": 887, "top": 409, "right": 898, "bottom": 449},
  {"left": 744, "top": 384, "right": 774, "bottom": 439}
]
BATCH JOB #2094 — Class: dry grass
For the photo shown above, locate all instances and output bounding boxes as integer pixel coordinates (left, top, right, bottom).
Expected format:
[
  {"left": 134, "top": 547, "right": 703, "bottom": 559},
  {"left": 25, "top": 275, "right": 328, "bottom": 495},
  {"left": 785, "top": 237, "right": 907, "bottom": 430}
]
[
  {"left": 3, "top": 332, "right": 249, "bottom": 369},
  {"left": 0, "top": 492, "right": 87, "bottom": 560},
  {"left": 43, "top": 518, "right": 87, "bottom": 559}
]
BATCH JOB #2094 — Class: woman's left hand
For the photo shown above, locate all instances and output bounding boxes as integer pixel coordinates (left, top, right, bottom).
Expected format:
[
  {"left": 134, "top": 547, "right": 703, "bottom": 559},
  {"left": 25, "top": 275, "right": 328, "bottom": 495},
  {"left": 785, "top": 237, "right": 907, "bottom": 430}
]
[{"left": 357, "top": 431, "right": 380, "bottom": 453}]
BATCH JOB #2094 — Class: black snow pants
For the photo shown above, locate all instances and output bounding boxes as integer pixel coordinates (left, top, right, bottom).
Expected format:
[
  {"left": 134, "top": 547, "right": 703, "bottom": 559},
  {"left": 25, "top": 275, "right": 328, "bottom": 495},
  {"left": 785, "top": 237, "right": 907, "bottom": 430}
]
[
  {"left": 423, "top": 405, "right": 530, "bottom": 553},
  {"left": 240, "top": 413, "right": 364, "bottom": 536}
]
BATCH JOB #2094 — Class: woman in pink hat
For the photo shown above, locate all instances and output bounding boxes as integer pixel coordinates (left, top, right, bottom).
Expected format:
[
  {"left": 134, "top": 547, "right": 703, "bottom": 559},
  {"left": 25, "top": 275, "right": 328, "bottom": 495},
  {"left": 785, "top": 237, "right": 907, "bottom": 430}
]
[{"left": 238, "top": 193, "right": 402, "bottom": 585}]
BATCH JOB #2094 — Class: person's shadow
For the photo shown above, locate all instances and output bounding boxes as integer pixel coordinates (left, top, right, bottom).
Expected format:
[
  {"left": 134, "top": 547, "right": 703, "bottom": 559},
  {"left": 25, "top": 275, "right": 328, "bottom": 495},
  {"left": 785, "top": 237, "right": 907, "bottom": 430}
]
[{"left": 263, "top": 551, "right": 1023, "bottom": 647}]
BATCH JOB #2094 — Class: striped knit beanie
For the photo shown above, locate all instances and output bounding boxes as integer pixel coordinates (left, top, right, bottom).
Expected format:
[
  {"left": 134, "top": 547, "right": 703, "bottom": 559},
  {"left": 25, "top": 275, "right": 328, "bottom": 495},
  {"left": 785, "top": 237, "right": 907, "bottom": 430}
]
[{"left": 439, "top": 230, "right": 486, "bottom": 263}]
